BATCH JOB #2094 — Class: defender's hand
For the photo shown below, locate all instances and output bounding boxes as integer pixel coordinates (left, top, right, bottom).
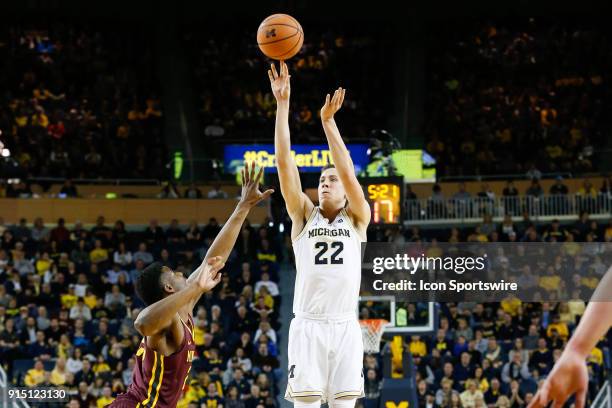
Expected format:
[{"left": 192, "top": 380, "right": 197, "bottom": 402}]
[
  {"left": 321, "top": 87, "right": 346, "bottom": 121},
  {"left": 528, "top": 347, "right": 588, "bottom": 408},
  {"left": 268, "top": 61, "right": 291, "bottom": 104},
  {"left": 196, "top": 256, "right": 225, "bottom": 292},
  {"left": 239, "top": 161, "right": 274, "bottom": 208}
]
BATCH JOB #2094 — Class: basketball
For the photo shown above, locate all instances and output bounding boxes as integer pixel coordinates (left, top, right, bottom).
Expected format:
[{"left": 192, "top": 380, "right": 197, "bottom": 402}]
[{"left": 257, "top": 14, "right": 304, "bottom": 60}]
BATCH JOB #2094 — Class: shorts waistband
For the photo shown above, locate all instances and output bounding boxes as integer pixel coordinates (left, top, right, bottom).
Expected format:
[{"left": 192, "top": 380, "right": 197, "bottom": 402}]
[{"left": 294, "top": 312, "right": 357, "bottom": 322}]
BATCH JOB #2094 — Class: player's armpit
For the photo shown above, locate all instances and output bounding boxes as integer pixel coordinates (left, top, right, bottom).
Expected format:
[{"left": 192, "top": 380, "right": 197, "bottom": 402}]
[{"left": 144, "top": 314, "right": 185, "bottom": 356}]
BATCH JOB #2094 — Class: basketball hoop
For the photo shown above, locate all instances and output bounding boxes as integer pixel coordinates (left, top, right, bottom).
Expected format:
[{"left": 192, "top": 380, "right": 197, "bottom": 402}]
[{"left": 359, "top": 319, "right": 389, "bottom": 354}]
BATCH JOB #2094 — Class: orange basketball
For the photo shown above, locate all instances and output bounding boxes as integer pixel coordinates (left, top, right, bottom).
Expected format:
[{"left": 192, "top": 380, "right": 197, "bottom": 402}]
[{"left": 257, "top": 14, "right": 304, "bottom": 60}]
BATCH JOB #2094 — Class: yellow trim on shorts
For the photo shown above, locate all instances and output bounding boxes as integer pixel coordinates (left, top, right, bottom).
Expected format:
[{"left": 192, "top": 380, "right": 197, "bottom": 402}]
[
  {"left": 334, "top": 390, "right": 364, "bottom": 398},
  {"left": 287, "top": 383, "right": 324, "bottom": 398}
]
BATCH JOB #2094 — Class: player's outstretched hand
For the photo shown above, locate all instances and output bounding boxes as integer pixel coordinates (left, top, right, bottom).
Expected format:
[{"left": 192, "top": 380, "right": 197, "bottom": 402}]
[
  {"left": 240, "top": 161, "right": 274, "bottom": 208},
  {"left": 196, "top": 256, "right": 225, "bottom": 292},
  {"left": 528, "top": 347, "right": 588, "bottom": 408},
  {"left": 268, "top": 60, "right": 290, "bottom": 104},
  {"left": 321, "top": 87, "right": 345, "bottom": 121}
]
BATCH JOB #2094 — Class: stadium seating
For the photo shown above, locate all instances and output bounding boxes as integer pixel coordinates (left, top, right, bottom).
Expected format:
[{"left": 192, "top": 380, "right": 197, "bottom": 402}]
[
  {"left": 425, "top": 18, "right": 610, "bottom": 176},
  {"left": 0, "top": 217, "right": 282, "bottom": 406},
  {"left": 0, "top": 24, "right": 165, "bottom": 179}
]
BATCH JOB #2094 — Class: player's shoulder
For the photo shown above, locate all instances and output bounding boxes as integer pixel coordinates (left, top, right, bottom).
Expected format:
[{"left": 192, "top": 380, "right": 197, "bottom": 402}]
[{"left": 342, "top": 207, "right": 368, "bottom": 242}]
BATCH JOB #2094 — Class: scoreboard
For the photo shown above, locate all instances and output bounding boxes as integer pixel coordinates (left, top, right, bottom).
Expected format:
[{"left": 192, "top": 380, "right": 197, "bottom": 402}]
[{"left": 361, "top": 177, "right": 404, "bottom": 225}]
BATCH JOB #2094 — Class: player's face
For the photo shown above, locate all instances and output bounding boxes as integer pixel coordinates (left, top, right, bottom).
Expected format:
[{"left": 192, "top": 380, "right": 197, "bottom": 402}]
[{"left": 318, "top": 168, "right": 346, "bottom": 208}]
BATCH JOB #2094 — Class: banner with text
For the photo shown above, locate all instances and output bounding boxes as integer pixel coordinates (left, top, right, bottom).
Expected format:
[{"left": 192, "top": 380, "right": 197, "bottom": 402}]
[{"left": 224, "top": 144, "right": 369, "bottom": 174}]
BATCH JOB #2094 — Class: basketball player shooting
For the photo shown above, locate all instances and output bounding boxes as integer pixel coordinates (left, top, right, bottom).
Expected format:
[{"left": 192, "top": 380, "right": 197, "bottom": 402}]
[
  {"left": 109, "top": 163, "right": 273, "bottom": 408},
  {"left": 268, "top": 61, "right": 370, "bottom": 408}
]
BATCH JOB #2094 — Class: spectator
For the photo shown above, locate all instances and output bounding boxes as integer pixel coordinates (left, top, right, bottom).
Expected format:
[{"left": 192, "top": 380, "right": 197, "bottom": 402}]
[
  {"left": 208, "top": 184, "right": 229, "bottom": 199},
  {"left": 66, "top": 349, "right": 84, "bottom": 375},
  {"left": 97, "top": 386, "right": 114, "bottom": 408},
  {"left": 50, "top": 357, "right": 68, "bottom": 386},
  {"left": 129, "top": 259, "right": 146, "bottom": 284},
  {"left": 69, "top": 298, "right": 92, "bottom": 321},
  {"left": 133, "top": 243, "right": 154, "bottom": 265},
  {"left": 184, "top": 184, "right": 203, "bottom": 199},
  {"left": 89, "top": 240, "right": 109, "bottom": 265},
  {"left": 106, "top": 263, "right": 129, "bottom": 285},
  {"left": 59, "top": 180, "right": 79, "bottom": 198},
  {"left": 143, "top": 220, "right": 165, "bottom": 246},
  {"left": 157, "top": 182, "right": 180, "bottom": 199},
  {"left": 31, "top": 217, "right": 50, "bottom": 243},
  {"left": 501, "top": 352, "right": 530, "bottom": 384},
  {"left": 435, "top": 378, "right": 459, "bottom": 406},
  {"left": 364, "top": 368, "right": 381, "bottom": 408},
  {"left": 254, "top": 272, "right": 279, "bottom": 298},
  {"left": 50, "top": 218, "right": 70, "bottom": 244},
  {"left": 113, "top": 242, "right": 133, "bottom": 268},
  {"left": 75, "top": 381, "right": 96, "bottom": 408},
  {"left": 104, "top": 285, "right": 127, "bottom": 312},
  {"left": 525, "top": 165, "right": 542, "bottom": 180},
  {"left": 460, "top": 379, "right": 484, "bottom": 407},
  {"left": 25, "top": 359, "right": 48, "bottom": 387}
]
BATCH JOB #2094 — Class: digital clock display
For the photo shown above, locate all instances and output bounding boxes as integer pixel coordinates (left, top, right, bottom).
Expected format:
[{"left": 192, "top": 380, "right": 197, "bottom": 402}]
[{"left": 362, "top": 178, "right": 403, "bottom": 224}]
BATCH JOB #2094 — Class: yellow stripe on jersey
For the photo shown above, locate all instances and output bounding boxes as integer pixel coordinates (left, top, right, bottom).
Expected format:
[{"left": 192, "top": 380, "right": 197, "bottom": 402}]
[
  {"left": 140, "top": 351, "right": 158, "bottom": 407},
  {"left": 150, "top": 354, "right": 165, "bottom": 408}
]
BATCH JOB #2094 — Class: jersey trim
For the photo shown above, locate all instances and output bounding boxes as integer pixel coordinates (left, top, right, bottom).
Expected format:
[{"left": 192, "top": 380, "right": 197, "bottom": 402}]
[
  {"left": 179, "top": 315, "right": 193, "bottom": 338},
  {"left": 292, "top": 207, "right": 318, "bottom": 243},
  {"left": 139, "top": 351, "right": 165, "bottom": 408},
  {"left": 340, "top": 209, "right": 366, "bottom": 242},
  {"left": 149, "top": 353, "right": 164, "bottom": 408}
]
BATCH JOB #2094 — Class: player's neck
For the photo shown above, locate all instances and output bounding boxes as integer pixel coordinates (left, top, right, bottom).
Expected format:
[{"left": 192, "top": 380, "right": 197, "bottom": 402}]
[{"left": 318, "top": 204, "right": 343, "bottom": 224}]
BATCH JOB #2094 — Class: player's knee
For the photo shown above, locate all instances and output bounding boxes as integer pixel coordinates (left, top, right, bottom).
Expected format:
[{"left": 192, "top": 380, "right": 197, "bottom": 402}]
[
  {"left": 330, "top": 397, "right": 358, "bottom": 408},
  {"left": 293, "top": 396, "right": 322, "bottom": 407}
]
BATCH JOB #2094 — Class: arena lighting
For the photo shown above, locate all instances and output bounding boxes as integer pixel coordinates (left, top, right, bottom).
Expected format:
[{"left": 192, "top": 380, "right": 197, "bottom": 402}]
[{"left": 1, "top": 148, "right": 10, "bottom": 157}]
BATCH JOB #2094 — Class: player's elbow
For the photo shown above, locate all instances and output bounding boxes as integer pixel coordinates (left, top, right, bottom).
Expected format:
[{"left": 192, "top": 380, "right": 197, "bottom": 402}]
[{"left": 134, "top": 317, "right": 155, "bottom": 337}]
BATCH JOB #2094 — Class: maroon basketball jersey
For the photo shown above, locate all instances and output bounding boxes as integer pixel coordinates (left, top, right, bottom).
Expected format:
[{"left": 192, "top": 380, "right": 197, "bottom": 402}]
[{"left": 110, "top": 315, "right": 196, "bottom": 408}]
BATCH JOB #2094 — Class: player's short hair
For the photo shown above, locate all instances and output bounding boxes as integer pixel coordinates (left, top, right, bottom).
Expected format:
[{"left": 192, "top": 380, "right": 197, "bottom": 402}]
[
  {"left": 134, "top": 262, "right": 167, "bottom": 306},
  {"left": 320, "top": 164, "right": 335, "bottom": 173}
]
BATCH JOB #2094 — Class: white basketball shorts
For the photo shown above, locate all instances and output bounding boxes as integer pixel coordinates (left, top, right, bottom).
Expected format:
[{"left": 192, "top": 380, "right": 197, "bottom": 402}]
[{"left": 285, "top": 313, "right": 365, "bottom": 403}]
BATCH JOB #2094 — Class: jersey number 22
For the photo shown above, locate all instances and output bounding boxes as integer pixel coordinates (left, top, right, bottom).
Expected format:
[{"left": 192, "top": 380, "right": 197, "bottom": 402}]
[{"left": 314, "top": 241, "right": 344, "bottom": 265}]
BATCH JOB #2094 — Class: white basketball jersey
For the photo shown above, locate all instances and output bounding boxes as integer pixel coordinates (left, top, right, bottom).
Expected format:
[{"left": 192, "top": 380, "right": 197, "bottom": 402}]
[{"left": 292, "top": 207, "right": 364, "bottom": 316}]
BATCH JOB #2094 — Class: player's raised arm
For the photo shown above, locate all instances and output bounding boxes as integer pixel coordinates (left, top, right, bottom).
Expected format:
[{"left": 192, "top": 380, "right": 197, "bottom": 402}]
[
  {"left": 269, "top": 61, "right": 314, "bottom": 235},
  {"left": 184, "top": 162, "right": 274, "bottom": 311},
  {"left": 529, "top": 266, "right": 612, "bottom": 408},
  {"left": 320, "top": 87, "right": 370, "bottom": 229}
]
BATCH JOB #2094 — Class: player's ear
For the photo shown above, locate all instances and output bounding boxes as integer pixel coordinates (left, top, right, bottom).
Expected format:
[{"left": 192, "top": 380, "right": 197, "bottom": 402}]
[{"left": 161, "top": 274, "right": 176, "bottom": 294}]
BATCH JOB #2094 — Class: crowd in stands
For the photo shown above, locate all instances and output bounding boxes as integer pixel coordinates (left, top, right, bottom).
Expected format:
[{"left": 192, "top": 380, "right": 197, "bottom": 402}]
[
  {"left": 0, "top": 215, "right": 283, "bottom": 408},
  {"left": 405, "top": 176, "right": 612, "bottom": 219},
  {"left": 362, "top": 214, "right": 612, "bottom": 407},
  {"left": 0, "top": 23, "right": 166, "bottom": 179},
  {"left": 184, "top": 23, "right": 391, "bottom": 143},
  {"left": 425, "top": 18, "right": 611, "bottom": 176}
]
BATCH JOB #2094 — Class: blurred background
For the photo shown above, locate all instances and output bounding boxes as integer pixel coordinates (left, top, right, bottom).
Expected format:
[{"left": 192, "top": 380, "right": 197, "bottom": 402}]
[{"left": 0, "top": 0, "right": 611, "bottom": 407}]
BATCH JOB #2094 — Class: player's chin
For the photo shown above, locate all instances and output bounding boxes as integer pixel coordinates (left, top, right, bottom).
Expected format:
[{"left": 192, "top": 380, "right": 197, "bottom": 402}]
[{"left": 319, "top": 195, "right": 341, "bottom": 207}]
